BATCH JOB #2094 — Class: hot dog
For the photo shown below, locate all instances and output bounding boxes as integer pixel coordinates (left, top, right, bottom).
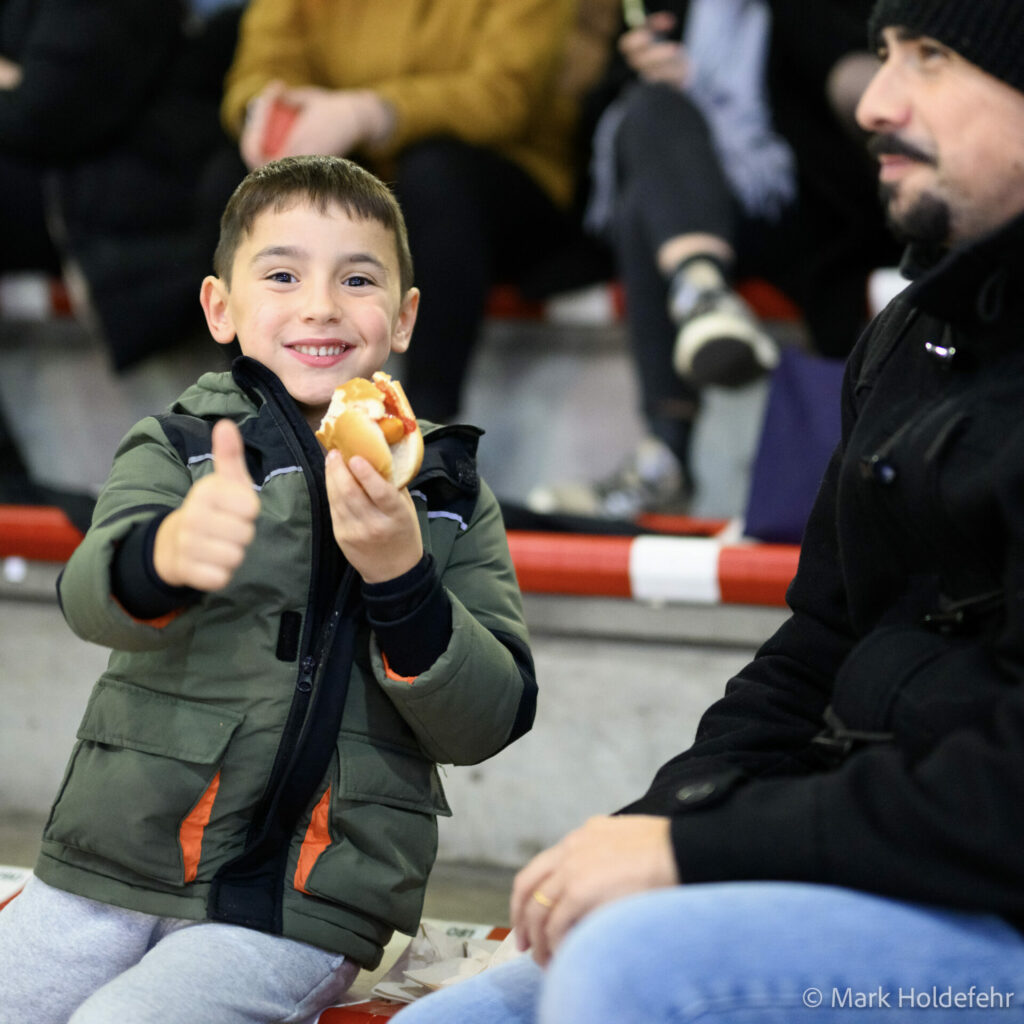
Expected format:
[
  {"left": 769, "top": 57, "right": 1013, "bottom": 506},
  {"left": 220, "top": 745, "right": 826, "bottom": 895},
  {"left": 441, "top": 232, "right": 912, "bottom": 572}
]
[{"left": 315, "top": 371, "right": 424, "bottom": 488}]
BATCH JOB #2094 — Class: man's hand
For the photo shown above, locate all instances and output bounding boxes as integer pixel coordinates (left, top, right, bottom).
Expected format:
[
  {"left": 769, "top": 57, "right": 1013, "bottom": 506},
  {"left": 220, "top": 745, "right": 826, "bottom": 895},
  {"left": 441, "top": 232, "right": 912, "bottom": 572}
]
[
  {"left": 153, "top": 419, "right": 260, "bottom": 591},
  {"left": 510, "top": 815, "right": 679, "bottom": 967},
  {"left": 619, "top": 11, "right": 690, "bottom": 88},
  {"left": 325, "top": 450, "right": 422, "bottom": 583}
]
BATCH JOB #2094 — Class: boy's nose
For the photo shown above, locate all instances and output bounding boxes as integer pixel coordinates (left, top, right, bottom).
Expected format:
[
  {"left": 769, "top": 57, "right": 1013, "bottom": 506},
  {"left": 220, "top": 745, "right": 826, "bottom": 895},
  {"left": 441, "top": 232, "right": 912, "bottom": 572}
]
[{"left": 303, "top": 282, "right": 342, "bottom": 322}]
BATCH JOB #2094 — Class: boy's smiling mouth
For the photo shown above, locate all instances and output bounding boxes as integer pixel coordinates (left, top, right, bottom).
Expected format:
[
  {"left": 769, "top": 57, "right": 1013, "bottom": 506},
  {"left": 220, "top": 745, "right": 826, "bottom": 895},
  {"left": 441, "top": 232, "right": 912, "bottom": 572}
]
[{"left": 287, "top": 340, "right": 353, "bottom": 365}]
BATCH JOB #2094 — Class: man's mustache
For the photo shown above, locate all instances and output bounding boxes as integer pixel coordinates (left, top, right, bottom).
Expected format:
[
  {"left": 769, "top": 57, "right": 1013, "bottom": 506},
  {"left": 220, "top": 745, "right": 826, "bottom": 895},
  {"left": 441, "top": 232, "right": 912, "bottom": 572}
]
[{"left": 867, "top": 133, "right": 937, "bottom": 165}]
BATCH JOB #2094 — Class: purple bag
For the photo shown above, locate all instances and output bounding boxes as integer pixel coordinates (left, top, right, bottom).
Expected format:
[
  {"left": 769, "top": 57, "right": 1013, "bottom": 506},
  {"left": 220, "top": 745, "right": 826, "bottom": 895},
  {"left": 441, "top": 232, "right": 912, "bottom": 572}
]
[{"left": 743, "top": 348, "right": 845, "bottom": 544}]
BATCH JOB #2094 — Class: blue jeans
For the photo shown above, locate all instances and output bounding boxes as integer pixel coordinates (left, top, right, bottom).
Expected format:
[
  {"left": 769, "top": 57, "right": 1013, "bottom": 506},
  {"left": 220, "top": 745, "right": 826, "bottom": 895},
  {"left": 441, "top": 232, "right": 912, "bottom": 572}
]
[{"left": 394, "top": 883, "right": 1024, "bottom": 1023}]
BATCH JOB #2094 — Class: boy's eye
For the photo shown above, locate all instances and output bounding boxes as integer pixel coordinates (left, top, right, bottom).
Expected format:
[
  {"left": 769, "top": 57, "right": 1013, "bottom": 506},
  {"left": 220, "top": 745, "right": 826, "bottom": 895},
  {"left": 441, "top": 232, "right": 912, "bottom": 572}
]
[
  {"left": 267, "top": 270, "right": 297, "bottom": 284},
  {"left": 344, "top": 274, "right": 373, "bottom": 287}
]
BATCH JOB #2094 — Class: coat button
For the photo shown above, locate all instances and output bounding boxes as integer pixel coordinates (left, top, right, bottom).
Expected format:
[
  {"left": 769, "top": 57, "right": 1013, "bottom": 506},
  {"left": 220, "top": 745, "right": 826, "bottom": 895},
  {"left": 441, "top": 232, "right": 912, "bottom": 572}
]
[
  {"left": 859, "top": 453, "right": 897, "bottom": 485},
  {"left": 675, "top": 781, "right": 718, "bottom": 804},
  {"left": 924, "top": 340, "right": 956, "bottom": 364}
]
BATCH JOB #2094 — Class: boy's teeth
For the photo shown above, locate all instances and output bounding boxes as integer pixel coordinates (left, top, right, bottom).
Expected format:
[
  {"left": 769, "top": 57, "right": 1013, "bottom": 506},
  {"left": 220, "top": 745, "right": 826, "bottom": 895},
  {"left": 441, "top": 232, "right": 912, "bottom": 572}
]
[{"left": 296, "top": 344, "right": 342, "bottom": 356}]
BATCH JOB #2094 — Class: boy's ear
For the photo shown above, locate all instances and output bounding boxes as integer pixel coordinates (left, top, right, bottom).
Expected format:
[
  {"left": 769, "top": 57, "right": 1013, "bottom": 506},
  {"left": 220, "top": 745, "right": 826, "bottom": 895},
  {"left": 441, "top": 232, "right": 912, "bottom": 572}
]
[
  {"left": 200, "top": 275, "right": 237, "bottom": 345},
  {"left": 390, "top": 287, "right": 420, "bottom": 355}
]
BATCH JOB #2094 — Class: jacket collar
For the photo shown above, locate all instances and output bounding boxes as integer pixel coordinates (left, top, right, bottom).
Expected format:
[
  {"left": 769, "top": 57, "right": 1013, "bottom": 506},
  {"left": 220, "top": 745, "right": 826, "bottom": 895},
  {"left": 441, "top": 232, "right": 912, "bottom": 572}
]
[
  {"left": 901, "top": 207, "right": 1024, "bottom": 335},
  {"left": 229, "top": 355, "right": 483, "bottom": 493}
]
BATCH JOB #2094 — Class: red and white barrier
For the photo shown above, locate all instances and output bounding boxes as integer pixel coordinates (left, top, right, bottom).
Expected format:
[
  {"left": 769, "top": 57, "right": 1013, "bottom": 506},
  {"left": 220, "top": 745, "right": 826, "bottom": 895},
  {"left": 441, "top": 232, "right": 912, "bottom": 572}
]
[
  {"left": 507, "top": 530, "right": 797, "bottom": 607},
  {"left": 0, "top": 506, "right": 798, "bottom": 608}
]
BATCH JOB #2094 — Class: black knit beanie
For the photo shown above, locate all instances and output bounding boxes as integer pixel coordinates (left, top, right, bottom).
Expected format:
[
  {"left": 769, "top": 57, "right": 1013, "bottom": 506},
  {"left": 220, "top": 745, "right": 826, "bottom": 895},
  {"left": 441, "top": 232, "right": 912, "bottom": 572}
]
[{"left": 868, "top": 0, "right": 1024, "bottom": 94}]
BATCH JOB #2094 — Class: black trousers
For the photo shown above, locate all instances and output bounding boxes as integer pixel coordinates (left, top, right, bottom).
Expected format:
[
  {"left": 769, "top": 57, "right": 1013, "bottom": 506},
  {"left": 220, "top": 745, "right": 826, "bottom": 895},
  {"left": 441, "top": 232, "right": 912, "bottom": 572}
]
[
  {"left": 392, "top": 138, "right": 579, "bottom": 423},
  {"left": 0, "top": 154, "right": 62, "bottom": 274},
  {"left": 611, "top": 82, "right": 799, "bottom": 465}
]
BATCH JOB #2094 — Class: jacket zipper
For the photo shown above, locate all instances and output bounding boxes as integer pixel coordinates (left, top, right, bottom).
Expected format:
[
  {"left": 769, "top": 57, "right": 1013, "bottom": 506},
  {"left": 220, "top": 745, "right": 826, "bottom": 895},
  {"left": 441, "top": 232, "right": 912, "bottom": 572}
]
[{"left": 233, "top": 357, "right": 342, "bottom": 845}]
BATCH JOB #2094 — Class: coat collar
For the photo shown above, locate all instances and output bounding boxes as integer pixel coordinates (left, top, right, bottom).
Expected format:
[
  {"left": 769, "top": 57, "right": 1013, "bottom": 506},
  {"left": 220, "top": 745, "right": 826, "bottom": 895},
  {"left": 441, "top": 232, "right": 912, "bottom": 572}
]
[{"left": 901, "top": 208, "right": 1024, "bottom": 335}]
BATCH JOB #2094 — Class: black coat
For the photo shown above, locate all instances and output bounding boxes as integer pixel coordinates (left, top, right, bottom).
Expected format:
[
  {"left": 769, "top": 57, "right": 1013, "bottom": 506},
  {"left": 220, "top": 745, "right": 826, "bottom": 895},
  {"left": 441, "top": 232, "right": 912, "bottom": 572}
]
[
  {"left": 625, "top": 209, "right": 1024, "bottom": 925},
  {"left": 0, "top": 0, "right": 244, "bottom": 369}
]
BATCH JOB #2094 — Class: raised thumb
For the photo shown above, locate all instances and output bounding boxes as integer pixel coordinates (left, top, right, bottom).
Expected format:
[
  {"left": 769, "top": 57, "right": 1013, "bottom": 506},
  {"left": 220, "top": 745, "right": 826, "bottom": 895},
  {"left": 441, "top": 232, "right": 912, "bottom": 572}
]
[{"left": 211, "top": 419, "right": 253, "bottom": 486}]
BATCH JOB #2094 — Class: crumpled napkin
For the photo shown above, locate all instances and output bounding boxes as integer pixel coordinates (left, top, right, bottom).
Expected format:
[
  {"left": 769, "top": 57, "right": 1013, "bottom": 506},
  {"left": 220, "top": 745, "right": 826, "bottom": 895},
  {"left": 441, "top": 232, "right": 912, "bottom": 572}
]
[
  {"left": 372, "top": 920, "right": 524, "bottom": 1003},
  {"left": 0, "top": 866, "right": 32, "bottom": 910}
]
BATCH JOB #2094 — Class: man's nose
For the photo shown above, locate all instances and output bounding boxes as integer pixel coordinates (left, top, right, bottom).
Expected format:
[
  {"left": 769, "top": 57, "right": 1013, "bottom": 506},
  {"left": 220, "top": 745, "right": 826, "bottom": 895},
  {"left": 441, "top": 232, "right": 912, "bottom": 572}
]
[{"left": 855, "top": 59, "right": 909, "bottom": 135}]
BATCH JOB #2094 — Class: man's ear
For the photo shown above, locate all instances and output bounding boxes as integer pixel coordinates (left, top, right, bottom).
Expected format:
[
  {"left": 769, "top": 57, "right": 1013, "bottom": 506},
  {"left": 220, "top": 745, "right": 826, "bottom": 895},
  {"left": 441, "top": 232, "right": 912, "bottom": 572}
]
[
  {"left": 390, "top": 287, "right": 420, "bottom": 355},
  {"left": 200, "top": 276, "right": 236, "bottom": 345}
]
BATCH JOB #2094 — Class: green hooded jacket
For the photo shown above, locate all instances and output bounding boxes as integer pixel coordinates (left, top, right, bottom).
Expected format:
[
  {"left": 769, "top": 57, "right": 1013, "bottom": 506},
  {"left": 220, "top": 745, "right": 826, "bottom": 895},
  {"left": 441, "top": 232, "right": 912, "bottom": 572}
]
[{"left": 37, "top": 357, "right": 535, "bottom": 968}]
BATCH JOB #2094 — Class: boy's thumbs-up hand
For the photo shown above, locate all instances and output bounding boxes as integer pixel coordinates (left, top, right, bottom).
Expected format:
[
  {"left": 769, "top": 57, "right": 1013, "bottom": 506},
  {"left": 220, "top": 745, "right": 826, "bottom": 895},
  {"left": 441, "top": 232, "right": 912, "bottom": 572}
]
[
  {"left": 153, "top": 419, "right": 261, "bottom": 592},
  {"left": 211, "top": 417, "right": 254, "bottom": 486}
]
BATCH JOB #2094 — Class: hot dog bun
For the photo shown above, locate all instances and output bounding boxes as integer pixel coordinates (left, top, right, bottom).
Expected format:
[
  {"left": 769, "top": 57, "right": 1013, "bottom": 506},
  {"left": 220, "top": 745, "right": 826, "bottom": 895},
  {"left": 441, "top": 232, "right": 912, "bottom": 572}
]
[{"left": 316, "top": 372, "right": 424, "bottom": 488}]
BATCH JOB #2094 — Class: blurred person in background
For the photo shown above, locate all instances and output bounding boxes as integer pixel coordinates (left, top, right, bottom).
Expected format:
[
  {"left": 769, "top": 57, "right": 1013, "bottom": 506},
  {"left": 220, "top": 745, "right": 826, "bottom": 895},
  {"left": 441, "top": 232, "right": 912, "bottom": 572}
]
[
  {"left": 528, "top": 0, "right": 898, "bottom": 520},
  {"left": 0, "top": 0, "right": 244, "bottom": 514}
]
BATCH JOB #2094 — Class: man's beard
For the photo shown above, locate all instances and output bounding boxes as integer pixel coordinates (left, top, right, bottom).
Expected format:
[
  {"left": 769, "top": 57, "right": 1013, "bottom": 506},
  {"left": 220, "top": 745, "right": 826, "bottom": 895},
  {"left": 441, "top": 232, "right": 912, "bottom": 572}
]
[
  {"left": 868, "top": 133, "right": 950, "bottom": 245},
  {"left": 880, "top": 184, "right": 951, "bottom": 246}
]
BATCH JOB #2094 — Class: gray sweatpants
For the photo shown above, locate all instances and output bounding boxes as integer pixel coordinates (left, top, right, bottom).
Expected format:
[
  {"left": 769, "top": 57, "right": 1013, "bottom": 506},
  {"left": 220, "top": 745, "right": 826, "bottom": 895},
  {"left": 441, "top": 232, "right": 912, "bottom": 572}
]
[{"left": 0, "top": 876, "right": 359, "bottom": 1024}]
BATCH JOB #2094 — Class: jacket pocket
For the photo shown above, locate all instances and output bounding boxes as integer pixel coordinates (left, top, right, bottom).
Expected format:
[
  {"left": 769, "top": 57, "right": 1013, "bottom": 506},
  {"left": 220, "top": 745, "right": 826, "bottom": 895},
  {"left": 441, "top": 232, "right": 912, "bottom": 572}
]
[
  {"left": 293, "top": 733, "right": 450, "bottom": 933},
  {"left": 44, "top": 677, "right": 243, "bottom": 886}
]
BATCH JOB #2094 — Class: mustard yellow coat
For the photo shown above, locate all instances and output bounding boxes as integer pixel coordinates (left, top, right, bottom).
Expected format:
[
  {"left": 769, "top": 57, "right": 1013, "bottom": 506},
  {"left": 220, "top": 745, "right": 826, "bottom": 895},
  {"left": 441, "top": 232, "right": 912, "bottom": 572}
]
[{"left": 222, "top": 0, "right": 580, "bottom": 207}]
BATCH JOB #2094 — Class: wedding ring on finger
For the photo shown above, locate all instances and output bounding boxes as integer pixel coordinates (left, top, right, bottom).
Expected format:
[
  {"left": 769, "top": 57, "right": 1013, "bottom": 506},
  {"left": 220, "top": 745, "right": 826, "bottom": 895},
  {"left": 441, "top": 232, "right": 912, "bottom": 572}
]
[{"left": 532, "top": 890, "right": 555, "bottom": 909}]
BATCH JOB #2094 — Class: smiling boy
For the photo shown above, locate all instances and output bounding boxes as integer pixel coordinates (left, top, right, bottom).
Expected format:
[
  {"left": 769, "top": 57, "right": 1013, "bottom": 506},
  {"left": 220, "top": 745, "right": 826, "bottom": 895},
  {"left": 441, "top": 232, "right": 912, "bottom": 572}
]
[{"left": 0, "top": 156, "right": 535, "bottom": 1023}]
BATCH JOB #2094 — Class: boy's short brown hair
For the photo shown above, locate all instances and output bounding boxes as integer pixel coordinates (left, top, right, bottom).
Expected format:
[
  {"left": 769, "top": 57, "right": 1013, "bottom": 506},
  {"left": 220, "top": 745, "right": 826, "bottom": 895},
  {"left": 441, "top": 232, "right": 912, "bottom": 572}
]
[{"left": 213, "top": 155, "right": 414, "bottom": 293}]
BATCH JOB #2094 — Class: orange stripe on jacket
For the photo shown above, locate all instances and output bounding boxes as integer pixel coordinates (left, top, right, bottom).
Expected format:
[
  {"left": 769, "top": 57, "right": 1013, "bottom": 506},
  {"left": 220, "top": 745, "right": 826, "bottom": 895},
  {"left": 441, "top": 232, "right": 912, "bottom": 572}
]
[
  {"left": 179, "top": 771, "right": 221, "bottom": 884},
  {"left": 294, "top": 786, "right": 333, "bottom": 895},
  {"left": 382, "top": 652, "right": 418, "bottom": 685},
  {"left": 112, "top": 594, "right": 184, "bottom": 630}
]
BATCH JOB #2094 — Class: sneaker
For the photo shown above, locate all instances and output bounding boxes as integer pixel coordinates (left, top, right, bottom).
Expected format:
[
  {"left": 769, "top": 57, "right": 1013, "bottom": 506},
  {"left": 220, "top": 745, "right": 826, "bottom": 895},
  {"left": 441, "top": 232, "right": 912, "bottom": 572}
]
[
  {"left": 526, "top": 437, "right": 691, "bottom": 520},
  {"left": 673, "top": 288, "right": 779, "bottom": 388}
]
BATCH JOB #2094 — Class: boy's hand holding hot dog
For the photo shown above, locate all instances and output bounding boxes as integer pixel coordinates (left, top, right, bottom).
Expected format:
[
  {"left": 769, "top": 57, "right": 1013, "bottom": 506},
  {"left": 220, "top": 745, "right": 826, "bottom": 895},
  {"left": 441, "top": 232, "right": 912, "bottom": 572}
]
[
  {"left": 324, "top": 451, "right": 423, "bottom": 584},
  {"left": 318, "top": 373, "right": 425, "bottom": 583},
  {"left": 153, "top": 419, "right": 261, "bottom": 591}
]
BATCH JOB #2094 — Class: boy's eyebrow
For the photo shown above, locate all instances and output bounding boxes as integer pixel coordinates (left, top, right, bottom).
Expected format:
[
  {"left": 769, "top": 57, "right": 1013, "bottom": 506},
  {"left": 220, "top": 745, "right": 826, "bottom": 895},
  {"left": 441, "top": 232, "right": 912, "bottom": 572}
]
[
  {"left": 250, "top": 245, "right": 307, "bottom": 265},
  {"left": 341, "top": 252, "right": 390, "bottom": 275},
  {"left": 249, "top": 246, "right": 390, "bottom": 275}
]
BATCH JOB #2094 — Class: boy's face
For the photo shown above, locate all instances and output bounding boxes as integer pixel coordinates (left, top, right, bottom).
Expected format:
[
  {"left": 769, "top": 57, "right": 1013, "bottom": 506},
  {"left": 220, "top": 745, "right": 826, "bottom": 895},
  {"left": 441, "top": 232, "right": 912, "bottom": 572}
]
[{"left": 201, "top": 199, "right": 419, "bottom": 428}]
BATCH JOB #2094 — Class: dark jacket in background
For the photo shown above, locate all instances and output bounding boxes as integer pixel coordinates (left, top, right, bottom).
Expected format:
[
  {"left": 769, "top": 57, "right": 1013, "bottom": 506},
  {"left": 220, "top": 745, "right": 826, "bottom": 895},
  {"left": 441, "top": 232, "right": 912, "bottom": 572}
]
[
  {"left": 766, "top": 0, "right": 901, "bottom": 356},
  {"left": 0, "top": 0, "right": 244, "bottom": 369}
]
